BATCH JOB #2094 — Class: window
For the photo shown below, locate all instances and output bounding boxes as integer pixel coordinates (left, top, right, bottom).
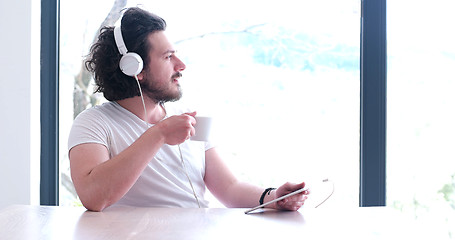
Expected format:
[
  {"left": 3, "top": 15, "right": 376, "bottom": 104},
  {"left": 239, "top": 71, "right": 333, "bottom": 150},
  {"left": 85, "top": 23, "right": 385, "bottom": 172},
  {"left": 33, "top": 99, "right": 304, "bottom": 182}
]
[
  {"left": 387, "top": 0, "right": 455, "bottom": 238},
  {"left": 58, "top": 0, "right": 360, "bottom": 208}
]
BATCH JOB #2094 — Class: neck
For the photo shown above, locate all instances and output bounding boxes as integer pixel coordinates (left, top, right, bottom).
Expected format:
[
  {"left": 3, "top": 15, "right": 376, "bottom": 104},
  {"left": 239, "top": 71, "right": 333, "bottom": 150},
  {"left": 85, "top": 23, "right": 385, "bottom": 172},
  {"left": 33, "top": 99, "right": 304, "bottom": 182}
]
[{"left": 116, "top": 96, "right": 166, "bottom": 124}]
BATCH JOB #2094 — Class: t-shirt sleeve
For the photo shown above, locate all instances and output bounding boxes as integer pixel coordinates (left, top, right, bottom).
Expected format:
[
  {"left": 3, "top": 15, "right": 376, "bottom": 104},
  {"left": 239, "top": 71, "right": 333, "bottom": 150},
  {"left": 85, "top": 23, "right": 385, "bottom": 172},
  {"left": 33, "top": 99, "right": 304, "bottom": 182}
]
[
  {"left": 204, "top": 141, "right": 216, "bottom": 151},
  {"left": 67, "top": 109, "right": 110, "bottom": 153}
]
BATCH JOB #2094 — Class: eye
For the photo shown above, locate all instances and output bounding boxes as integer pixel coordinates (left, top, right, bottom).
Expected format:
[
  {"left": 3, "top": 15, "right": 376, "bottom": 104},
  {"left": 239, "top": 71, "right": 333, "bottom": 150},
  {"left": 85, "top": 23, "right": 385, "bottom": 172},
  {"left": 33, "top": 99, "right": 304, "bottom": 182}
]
[{"left": 165, "top": 52, "right": 176, "bottom": 60}]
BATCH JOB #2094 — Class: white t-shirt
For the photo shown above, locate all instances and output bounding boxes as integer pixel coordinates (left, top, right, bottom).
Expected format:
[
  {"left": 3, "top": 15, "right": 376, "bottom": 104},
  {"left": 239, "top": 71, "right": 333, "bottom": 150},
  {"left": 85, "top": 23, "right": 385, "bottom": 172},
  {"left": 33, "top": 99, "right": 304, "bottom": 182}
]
[{"left": 68, "top": 101, "right": 213, "bottom": 208}]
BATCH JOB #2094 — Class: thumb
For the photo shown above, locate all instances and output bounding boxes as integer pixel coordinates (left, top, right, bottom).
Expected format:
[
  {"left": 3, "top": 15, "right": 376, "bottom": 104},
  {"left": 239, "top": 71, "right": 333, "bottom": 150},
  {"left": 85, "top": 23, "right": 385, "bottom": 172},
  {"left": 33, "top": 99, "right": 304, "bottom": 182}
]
[
  {"left": 184, "top": 111, "right": 197, "bottom": 117},
  {"left": 285, "top": 182, "right": 306, "bottom": 192}
]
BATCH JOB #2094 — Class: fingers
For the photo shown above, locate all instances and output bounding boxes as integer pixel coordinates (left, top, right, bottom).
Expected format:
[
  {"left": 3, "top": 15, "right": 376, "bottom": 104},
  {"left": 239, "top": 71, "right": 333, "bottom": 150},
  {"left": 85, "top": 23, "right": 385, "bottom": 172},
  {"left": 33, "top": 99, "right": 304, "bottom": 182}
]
[
  {"left": 276, "top": 195, "right": 309, "bottom": 211},
  {"left": 182, "top": 112, "right": 196, "bottom": 139},
  {"left": 274, "top": 181, "right": 310, "bottom": 211},
  {"left": 157, "top": 113, "right": 197, "bottom": 145}
]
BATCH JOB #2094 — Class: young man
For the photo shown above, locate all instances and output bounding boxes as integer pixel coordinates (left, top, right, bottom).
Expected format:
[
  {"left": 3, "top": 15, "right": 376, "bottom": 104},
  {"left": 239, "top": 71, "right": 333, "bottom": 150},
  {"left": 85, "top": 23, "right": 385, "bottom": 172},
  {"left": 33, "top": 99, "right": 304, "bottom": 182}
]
[{"left": 68, "top": 7, "right": 309, "bottom": 212}]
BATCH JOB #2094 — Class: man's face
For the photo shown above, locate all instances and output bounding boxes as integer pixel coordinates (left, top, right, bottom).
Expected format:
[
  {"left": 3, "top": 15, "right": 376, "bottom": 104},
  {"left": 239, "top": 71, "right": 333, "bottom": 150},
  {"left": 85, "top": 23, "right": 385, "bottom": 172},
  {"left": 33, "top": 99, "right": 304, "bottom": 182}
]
[{"left": 139, "top": 31, "right": 186, "bottom": 103}]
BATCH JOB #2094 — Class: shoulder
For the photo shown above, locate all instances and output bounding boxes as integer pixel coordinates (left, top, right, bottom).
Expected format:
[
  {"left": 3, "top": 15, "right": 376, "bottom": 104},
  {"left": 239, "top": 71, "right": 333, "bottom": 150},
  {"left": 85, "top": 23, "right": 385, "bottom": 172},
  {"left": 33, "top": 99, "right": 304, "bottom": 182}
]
[
  {"left": 69, "top": 102, "right": 120, "bottom": 141},
  {"left": 73, "top": 102, "right": 128, "bottom": 127},
  {"left": 75, "top": 101, "right": 117, "bottom": 119}
]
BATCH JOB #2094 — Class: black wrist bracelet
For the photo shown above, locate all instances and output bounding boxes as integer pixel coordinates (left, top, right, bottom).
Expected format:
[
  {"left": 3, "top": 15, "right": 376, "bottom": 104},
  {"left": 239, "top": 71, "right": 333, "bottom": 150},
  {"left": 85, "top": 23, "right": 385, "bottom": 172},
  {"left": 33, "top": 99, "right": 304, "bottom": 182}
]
[{"left": 259, "top": 188, "right": 276, "bottom": 206}]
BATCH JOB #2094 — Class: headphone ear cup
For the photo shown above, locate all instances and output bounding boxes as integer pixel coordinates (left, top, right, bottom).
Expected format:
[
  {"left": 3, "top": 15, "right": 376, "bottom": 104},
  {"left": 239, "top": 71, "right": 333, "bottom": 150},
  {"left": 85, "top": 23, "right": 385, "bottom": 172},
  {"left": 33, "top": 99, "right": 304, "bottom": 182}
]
[{"left": 119, "top": 52, "right": 144, "bottom": 76}]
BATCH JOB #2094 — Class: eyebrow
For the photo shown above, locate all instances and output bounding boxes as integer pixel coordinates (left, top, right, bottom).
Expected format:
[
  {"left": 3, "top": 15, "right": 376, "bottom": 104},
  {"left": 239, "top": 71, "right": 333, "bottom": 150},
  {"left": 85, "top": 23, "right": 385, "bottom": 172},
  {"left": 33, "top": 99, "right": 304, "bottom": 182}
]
[{"left": 163, "top": 50, "right": 176, "bottom": 55}]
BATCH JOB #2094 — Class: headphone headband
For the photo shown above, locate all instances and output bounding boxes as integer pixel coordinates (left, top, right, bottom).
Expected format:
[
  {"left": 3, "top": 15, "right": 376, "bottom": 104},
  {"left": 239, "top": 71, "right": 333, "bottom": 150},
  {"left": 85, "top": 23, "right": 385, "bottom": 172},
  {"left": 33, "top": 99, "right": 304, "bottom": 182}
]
[
  {"left": 114, "top": 26, "right": 128, "bottom": 55},
  {"left": 113, "top": 24, "right": 143, "bottom": 77}
]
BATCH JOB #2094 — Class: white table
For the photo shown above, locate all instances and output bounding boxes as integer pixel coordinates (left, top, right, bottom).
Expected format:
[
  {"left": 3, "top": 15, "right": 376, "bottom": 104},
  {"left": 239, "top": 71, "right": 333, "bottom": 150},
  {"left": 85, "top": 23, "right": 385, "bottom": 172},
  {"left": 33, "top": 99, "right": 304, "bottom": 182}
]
[{"left": 0, "top": 205, "right": 437, "bottom": 240}]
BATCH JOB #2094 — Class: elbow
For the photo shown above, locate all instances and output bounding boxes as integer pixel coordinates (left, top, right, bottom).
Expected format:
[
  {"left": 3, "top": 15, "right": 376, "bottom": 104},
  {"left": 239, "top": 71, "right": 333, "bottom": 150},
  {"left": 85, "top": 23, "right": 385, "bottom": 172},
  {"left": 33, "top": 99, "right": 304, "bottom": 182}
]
[
  {"left": 81, "top": 200, "right": 108, "bottom": 212},
  {"left": 73, "top": 182, "right": 113, "bottom": 212},
  {"left": 78, "top": 193, "right": 111, "bottom": 212}
]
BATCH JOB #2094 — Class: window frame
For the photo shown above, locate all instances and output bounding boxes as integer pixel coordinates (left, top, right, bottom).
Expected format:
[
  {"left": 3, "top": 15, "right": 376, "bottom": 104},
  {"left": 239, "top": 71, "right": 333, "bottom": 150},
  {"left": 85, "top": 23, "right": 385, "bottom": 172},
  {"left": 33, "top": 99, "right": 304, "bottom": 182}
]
[
  {"left": 40, "top": 0, "right": 387, "bottom": 207},
  {"left": 359, "top": 0, "right": 387, "bottom": 206},
  {"left": 40, "top": 0, "right": 60, "bottom": 205}
]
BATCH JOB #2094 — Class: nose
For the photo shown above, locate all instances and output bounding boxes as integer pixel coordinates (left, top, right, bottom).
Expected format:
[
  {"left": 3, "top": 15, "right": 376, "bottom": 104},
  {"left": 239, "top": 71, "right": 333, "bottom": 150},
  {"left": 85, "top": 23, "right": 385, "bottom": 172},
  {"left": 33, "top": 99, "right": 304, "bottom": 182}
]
[{"left": 174, "top": 56, "right": 186, "bottom": 72}]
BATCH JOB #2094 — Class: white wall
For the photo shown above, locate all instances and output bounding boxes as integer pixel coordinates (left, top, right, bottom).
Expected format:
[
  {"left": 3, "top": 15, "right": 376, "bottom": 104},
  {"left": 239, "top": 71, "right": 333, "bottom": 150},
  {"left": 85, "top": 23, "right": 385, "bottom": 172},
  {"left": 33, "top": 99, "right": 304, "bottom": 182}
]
[{"left": 0, "top": 0, "right": 40, "bottom": 209}]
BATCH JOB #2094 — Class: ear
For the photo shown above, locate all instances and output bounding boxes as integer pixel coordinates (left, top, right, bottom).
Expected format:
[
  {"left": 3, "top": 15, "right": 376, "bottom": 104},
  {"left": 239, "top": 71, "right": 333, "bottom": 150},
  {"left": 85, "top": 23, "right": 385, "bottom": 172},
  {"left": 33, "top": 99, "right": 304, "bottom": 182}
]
[{"left": 136, "top": 72, "right": 144, "bottom": 81}]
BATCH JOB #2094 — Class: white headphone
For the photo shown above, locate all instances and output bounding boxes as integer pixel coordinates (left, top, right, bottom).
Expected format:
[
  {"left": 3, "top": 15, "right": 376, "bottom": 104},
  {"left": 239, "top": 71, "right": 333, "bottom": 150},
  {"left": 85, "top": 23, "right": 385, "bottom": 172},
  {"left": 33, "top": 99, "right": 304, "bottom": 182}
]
[
  {"left": 114, "top": 24, "right": 148, "bottom": 127},
  {"left": 113, "top": 25, "right": 144, "bottom": 76}
]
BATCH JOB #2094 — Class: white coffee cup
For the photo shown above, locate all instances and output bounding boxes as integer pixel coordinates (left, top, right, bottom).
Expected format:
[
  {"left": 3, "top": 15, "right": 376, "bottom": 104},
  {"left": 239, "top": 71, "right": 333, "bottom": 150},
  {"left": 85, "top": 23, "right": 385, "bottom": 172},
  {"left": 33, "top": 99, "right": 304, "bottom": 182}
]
[{"left": 191, "top": 116, "right": 213, "bottom": 141}]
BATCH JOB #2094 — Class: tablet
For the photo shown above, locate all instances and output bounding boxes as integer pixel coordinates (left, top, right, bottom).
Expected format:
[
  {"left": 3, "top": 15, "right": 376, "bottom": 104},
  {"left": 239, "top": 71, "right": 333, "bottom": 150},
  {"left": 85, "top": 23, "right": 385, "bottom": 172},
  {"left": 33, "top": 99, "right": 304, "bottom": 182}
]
[{"left": 244, "top": 187, "right": 309, "bottom": 214}]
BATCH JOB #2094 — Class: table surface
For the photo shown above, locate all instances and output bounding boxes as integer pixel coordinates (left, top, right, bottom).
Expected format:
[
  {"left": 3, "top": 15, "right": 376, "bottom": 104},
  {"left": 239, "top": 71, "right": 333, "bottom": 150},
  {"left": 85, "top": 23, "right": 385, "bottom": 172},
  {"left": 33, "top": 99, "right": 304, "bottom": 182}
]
[{"left": 0, "top": 204, "right": 437, "bottom": 240}]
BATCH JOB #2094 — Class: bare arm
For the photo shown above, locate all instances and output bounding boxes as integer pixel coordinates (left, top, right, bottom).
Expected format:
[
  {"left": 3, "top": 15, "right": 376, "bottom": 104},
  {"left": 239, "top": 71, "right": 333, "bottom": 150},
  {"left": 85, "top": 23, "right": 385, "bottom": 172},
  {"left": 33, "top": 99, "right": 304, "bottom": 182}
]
[
  {"left": 204, "top": 148, "right": 309, "bottom": 210},
  {"left": 69, "top": 114, "right": 196, "bottom": 211}
]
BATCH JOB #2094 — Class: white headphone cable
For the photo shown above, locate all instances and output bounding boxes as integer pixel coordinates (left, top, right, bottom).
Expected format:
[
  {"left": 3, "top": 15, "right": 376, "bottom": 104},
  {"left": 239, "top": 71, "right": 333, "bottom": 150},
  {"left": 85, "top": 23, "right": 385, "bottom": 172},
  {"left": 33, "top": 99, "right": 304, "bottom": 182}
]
[
  {"left": 134, "top": 75, "right": 200, "bottom": 207},
  {"left": 178, "top": 144, "right": 201, "bottom": 208},
  {"left": 134, "top": 75, "right": 148, "bottom": 126},
  {"left": 314, "top": 179, "right": 334, "bottom": 208}
]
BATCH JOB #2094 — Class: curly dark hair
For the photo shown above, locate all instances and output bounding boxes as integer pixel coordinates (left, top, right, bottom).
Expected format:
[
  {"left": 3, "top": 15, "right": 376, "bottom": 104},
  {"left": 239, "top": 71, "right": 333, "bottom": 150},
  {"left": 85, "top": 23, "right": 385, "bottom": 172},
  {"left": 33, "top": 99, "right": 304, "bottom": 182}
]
[{"left": 85, "top": 7, "right": 167, "bottom": 101}]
